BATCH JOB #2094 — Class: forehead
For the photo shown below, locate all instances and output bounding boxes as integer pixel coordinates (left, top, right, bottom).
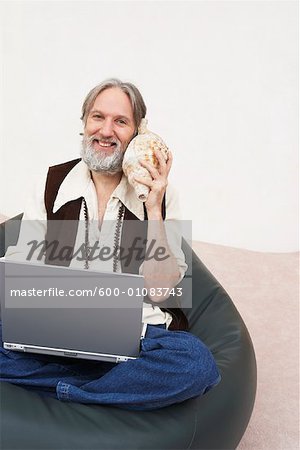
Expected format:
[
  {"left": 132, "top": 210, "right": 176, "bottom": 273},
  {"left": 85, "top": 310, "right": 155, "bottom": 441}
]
[{"left": 91, "top": 87, "right": 134, "bottom": 119}]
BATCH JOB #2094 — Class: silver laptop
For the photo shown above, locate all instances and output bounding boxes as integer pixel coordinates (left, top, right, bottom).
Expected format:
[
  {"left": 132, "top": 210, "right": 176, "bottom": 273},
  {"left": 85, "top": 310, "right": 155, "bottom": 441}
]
[{"left": 0, "top": 260, "right": 145, "bottom": 363}]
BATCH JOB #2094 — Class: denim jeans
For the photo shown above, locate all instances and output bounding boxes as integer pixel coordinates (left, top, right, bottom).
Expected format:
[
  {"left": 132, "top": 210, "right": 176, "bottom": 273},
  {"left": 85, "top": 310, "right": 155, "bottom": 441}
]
[{"left": 0, "top": 322, "right": 221, "bottom": 410}]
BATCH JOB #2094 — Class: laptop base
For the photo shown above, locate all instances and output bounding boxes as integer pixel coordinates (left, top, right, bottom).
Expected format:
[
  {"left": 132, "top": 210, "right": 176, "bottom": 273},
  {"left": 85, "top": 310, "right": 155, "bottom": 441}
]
[{"left": 3, "top": 342, "right": 136, "bottom": 363}]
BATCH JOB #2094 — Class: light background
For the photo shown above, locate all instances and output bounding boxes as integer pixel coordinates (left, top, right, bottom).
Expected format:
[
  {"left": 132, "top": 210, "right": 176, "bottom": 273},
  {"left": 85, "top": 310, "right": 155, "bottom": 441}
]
[{"left": 0, "top": 0, "right": 298, "bottom": 252}]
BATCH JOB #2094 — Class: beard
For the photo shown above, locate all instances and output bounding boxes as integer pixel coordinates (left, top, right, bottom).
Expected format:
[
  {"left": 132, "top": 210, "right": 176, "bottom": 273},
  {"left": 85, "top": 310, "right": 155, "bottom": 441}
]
[{"left": 80, "top": 134, "right": 125, "bottom": 175}]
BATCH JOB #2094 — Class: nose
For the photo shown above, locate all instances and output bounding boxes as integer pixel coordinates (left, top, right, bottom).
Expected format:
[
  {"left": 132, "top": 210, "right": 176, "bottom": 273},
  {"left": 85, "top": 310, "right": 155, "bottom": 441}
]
[{"left": 100, "top": 119, "right": 114, "bottom": 138}]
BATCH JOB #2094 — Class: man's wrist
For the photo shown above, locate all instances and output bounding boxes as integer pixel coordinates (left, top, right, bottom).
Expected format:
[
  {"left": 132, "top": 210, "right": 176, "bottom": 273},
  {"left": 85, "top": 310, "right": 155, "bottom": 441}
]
[{"left": 146, "top": 209, "right": 163, "bottom": 220}]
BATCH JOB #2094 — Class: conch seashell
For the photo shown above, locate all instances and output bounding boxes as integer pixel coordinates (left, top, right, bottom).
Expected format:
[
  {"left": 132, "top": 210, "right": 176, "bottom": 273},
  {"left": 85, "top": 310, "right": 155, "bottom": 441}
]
[{"left": 122, "top": 118, "right": 169, "bottom": 202}]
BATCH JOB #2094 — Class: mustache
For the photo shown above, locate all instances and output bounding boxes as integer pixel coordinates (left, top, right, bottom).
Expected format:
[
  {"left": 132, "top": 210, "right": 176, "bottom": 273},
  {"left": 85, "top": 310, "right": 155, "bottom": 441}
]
[{"left": 81, "top": 133, "right": 120, "bottom": 146}]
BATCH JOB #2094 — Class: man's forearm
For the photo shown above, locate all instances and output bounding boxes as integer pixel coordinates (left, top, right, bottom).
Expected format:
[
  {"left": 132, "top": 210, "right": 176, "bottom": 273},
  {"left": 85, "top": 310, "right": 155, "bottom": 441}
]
[{"left": 142, "top": 215, "right": 181, "bottom": 302}]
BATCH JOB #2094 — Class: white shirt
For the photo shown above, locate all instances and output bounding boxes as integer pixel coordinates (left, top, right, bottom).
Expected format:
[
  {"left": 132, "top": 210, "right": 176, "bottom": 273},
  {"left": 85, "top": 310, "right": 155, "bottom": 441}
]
[{"left": 5, "top": 160, "right": 187, "bottom": 328}]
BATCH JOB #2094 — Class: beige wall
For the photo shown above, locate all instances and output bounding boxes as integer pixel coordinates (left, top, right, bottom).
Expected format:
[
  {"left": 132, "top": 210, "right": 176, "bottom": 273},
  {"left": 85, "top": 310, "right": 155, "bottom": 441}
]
[{"left": 0, "top": 1, "right": 298, "bottom": 252}]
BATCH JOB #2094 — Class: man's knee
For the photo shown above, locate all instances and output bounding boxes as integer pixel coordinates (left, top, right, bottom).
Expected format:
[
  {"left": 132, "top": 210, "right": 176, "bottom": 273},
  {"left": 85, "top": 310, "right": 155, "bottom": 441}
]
[
  {"left": 185, "top": 334, "right": 221, "bottom": 395},
  {"left": 142, "top": 327, "right": 221, "bottom": 396}
]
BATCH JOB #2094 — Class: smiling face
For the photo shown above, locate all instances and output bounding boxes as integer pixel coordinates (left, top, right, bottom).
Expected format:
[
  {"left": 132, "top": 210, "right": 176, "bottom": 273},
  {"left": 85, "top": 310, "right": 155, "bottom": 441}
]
[{"left": 81, "top": 87, "right": 136, "bottom": 174}]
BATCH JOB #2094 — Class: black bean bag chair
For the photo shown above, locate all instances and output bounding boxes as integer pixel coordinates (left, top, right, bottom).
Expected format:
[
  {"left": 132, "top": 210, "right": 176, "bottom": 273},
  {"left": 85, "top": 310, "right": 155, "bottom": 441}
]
[{"left": 0, "top": 214, "right": 257, "bottom": 450}]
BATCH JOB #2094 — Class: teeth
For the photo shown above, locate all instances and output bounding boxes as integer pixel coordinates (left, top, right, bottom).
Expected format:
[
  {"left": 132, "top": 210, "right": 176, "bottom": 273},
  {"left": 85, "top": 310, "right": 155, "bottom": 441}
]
[{"left": 95, "top": 140, "right": 113, "bottom": 147}]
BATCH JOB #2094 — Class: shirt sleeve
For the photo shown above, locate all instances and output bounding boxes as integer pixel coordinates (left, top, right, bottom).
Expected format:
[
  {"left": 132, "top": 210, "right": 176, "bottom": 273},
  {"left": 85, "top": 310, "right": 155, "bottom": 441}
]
[
  {"left": 138, "top": 183, "right": 188, "bottom": 284},
  {"left": 4, "top": 174, "right": 48, "bottom": 262}
]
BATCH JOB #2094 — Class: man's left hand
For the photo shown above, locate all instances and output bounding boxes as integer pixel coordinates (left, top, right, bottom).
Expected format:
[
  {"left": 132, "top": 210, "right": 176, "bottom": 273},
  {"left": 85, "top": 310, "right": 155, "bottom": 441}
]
[{"left": 134, "top": 149, "right": 173, "bottom": 218}]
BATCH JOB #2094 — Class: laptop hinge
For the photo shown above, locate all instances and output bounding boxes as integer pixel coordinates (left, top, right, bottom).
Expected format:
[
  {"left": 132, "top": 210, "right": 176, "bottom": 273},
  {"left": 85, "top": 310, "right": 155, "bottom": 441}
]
[
  {"left": 116, "top": 356, "right": 129, "bottom": 363},
  {"left": 4, "top": 343, "right": 25, "bottom": 351},
  {"left": 140, "top": 323, "right": 147, "bottom": 340}
]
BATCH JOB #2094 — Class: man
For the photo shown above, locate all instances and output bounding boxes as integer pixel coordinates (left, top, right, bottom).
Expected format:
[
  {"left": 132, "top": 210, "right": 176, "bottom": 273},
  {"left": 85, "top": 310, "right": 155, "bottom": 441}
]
[
  {"left": 79, "top": 79, "right": 186, "bottom": 304},
  {"left": 1, "top": 79, "right": 220, "bottom": 410}
]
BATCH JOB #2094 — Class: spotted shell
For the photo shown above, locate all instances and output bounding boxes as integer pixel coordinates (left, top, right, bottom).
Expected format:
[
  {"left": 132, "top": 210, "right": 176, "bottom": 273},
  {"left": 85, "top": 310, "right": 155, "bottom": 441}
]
[{"left": 122, "top": 119, "right": 169, "bottom": 202}]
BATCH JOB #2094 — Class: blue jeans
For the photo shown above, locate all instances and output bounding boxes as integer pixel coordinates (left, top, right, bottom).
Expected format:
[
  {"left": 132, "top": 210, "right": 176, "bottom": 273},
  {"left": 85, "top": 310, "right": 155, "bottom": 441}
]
[{"left": 0, "top": 322, "right": 221, "bottom": 410}]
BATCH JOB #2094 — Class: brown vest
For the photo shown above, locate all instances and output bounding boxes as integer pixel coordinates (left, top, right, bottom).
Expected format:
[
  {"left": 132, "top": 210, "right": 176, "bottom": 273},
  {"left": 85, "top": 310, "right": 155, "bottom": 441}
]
[{"left": 44, "top": 158, "right": 188, "bottom": 331}]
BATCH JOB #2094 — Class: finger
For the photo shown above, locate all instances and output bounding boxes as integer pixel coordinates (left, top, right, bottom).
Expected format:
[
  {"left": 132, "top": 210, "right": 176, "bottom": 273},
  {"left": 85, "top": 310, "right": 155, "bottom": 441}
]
[
  {"left": 139, "top": 159, "right": 160, "bottom": 179},
  {"left": 134, "top": 175, "right": 167, "bottom": 193},
  {"left": 153, "top": 148, "right": 167, "bottom": 175},
  {"left": 166, "top": 151, "right": 173, "bottom": 175},
  {"left": 133, "top": 175, "right": 153, "bottom": 188}
]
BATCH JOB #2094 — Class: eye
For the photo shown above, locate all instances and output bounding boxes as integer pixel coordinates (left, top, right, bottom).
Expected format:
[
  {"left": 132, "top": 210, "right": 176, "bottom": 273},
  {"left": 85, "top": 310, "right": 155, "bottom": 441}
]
[
  {"left": 116, "top": 118, "right": 127, "bottom": 125},
  {"left": 92, "top": 114, "right": 103, "bottom": 120}
]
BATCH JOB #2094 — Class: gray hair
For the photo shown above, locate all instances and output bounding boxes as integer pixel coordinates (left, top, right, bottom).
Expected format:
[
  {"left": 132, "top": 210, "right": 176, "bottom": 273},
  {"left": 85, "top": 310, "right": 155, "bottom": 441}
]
[{"left": 81, "top": 78, "right": 147, "bottom": 130}]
